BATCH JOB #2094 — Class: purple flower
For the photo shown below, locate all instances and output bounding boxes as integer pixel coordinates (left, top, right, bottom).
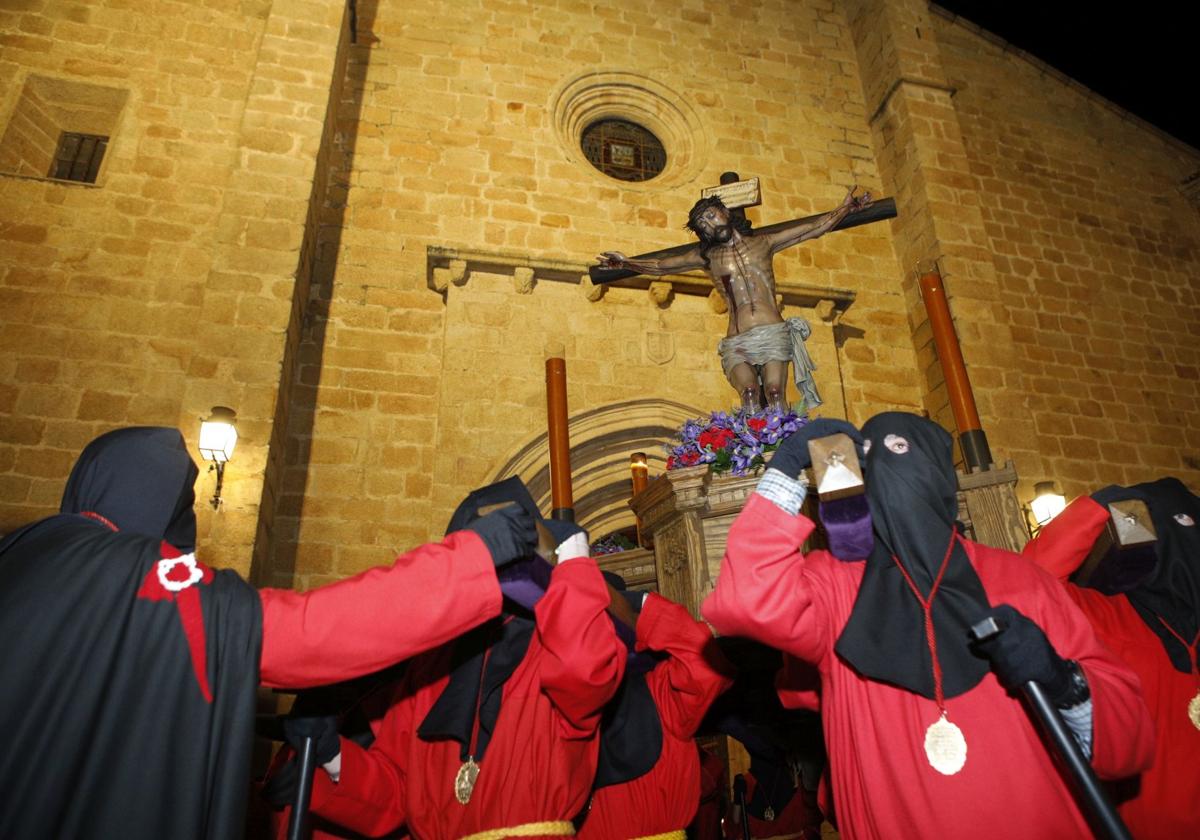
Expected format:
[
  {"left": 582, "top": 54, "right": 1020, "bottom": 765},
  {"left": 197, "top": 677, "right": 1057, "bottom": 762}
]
[{"left": 667, "top": 405, "right": 809, "bottom": 475}]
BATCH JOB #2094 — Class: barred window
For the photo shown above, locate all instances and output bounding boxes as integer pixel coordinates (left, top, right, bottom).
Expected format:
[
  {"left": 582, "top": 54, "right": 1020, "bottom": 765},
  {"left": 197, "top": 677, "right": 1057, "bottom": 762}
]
[
  {"left": 50, "top": 132, "right": 108, "bottom": 184},
  {"left": 581, "top": 119, "right": 666, "bottom": 182}
]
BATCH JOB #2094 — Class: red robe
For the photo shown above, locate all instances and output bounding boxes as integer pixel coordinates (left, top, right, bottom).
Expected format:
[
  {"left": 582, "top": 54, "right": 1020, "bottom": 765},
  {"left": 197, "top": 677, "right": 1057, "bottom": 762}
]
[
  {"left": 260, "top": 529, "right": 501, "bottom": 840},
  {"left": 305, "top": 556, "right": 625, "bottom": 839},
  {"left": 722, "top": 771, "right": 821, "bottom": 840},
  {"left": 691, "top": 747, "right": 727, "bottom": 840},
  {"left": 578, "top": 593, "right": 734, "bottom": 839},
  {"left": 1025, "top": 498, "right": 1200, "bottom": 839},
  {"left": 257, "top": 529, "right": 501, "bottom": 688},
  {"left": 702, "top": 494, "right": 1155, "bottom": 840}
]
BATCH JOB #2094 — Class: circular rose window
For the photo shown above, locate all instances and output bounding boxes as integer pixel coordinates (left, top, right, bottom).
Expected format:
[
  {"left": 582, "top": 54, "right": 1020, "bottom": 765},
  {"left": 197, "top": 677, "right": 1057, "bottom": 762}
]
[
  {"left": 552, "top": 71, "right": 708, "bottom": 190},
  {"left": 581, "top": 119, "right": 667, "bottom": 182}
]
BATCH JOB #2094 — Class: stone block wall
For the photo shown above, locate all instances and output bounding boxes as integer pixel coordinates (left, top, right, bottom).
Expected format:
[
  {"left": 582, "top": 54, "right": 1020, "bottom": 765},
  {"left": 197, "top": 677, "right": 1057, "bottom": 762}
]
[
  {"left": 0, "top": 0, "right": 275, "bottom": 543},
  {"left": 0, "top": 0, "right": 349, "bottom": 575},
  {"left": 267, "top": 0, "right": 914, "bottom": 589},
  {"left": 933, "top": 9, "right": 1200, "bottom": 499},
  {"left": 1, "top": 0, "right": 1196, "bottom": 588}
]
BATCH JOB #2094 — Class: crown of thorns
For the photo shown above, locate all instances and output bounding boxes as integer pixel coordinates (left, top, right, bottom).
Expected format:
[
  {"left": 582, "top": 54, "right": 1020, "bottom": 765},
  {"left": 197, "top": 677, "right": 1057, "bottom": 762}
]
[{"left": 686, "top": 196, "right": 729, "bottom": 233}]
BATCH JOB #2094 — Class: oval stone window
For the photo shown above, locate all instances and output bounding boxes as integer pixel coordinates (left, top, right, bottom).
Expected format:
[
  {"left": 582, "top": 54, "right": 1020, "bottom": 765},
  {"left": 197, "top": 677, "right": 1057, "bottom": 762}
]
[{"left": 580, "top": 119, "right": 667, "bottom": 182}]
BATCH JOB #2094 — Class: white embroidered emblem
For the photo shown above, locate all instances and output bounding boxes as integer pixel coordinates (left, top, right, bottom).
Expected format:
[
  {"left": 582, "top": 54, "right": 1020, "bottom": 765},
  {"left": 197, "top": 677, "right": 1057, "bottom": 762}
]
[{"left": 157, "top": 553, "right": 204, "bottom": 593}]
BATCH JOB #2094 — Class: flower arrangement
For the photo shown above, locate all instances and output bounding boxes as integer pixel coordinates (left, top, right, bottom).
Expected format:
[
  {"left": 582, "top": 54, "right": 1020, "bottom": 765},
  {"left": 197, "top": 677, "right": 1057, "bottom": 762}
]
[
  {"left": 665, "top": 407, "right": 807, "bottom": 477},
  {"left": 590, "top": 532, "right": 639, "bottom": 556}
]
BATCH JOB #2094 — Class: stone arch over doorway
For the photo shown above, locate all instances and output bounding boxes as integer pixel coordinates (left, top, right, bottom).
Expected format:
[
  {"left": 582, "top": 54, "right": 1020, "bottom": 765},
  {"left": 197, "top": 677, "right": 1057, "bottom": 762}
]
[{"left": 489, "top": 397, "right": 703, "bottom": 540}]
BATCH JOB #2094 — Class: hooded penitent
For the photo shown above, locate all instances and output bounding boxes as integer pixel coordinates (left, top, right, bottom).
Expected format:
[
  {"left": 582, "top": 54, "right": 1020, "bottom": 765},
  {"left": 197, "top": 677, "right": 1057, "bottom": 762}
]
[
  {"left": 835, "top": 412, "right": 992, "bottom": 699},
  {"left": 1115, "top": 478, "right": 1200, "bottom": 674},
  {"left": 417, "top": 477, "right": 542, "bottom": 766},
  {"left": 60, "top": 425, "right": 200, "bottom": 551},
  {"left": 593, "top": 571, "right": 662, "bottom": 789},
  {"left": 0, "top": 427, "right": 261, "bottom": 840}
]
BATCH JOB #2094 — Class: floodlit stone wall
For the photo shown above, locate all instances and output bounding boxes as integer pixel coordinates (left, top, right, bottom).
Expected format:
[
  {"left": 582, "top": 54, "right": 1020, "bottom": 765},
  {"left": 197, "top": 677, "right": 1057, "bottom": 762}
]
[
  {"left": 1, "top": 0, "right": 1196, "bottom": 589},
  {"left": 933, "top": 7, "right": 1200, "bottom": 498}
]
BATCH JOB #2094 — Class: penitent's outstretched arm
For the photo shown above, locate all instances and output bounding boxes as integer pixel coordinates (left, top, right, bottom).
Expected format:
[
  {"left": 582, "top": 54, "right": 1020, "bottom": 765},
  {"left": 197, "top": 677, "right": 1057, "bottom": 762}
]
[
  {"left": 596, "top": 244, "right": 707, "bottom": 276},
  {"left": 764, "top": 187, "right": 870, "bottom": 254}
]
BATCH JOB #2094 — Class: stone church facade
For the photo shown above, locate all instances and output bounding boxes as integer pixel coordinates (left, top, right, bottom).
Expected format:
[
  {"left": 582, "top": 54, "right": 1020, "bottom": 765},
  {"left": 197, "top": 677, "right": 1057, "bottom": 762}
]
[{"left": 1, "top": 0, "right": 1197, "bottom": 589}]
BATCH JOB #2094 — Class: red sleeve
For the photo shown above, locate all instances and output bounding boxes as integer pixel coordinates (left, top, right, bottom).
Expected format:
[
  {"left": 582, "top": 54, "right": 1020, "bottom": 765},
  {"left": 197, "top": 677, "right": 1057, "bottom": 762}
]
[
  {"left": 637, "top": 592, "right": 735, "bottom": 739},
  {"left": 775, "top": 653, "right": 821, "bottom": 712},
  {"left": 1021, "top": 497, "right": 1109, "bottom": 581},
  {"left": 701, "top": 494, "right": 830, "bottom": 664},
  {"left": 308, "top": 683, "right": 412, "bottom": 837},
  {"left": 258, "top": 530, "right": 502, "bottom": 688},
  {"left": 1014, "top": 557, "right": 1155, "bottom": 779},
  {"left": 534, "top": 556, "right": 627, "bottom": 737}
]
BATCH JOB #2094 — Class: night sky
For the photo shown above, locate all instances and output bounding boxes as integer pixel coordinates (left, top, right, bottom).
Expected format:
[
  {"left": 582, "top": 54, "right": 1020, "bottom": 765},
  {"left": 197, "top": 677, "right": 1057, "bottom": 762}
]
[{"left": 933, "top": 2, "right": 1197, "bottom": 151}]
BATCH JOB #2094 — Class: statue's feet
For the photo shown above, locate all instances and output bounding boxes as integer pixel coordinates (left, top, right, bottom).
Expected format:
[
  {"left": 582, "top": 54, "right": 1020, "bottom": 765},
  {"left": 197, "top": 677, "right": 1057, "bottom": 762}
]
[{"left": 739, "top": 386, "right": 761, "bottom": 413}]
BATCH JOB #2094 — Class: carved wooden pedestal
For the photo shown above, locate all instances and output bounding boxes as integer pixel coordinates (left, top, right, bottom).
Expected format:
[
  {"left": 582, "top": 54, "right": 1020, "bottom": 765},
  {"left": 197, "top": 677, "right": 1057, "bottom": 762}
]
[
  {"left": 629, "top": 461, "right": 1032, "bottom": 619},
  {"left": 628, "top": 465, "right": 760, "bottom": 619},
  {"left": 956, "top": 460, "right": 1031, "bottom": 553}
]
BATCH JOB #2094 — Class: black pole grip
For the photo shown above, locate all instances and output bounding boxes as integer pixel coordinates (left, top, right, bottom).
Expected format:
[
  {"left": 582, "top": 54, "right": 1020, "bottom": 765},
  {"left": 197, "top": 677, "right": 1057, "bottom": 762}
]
[
  {"left": 968, "top": 617, "right": 1132, "bottom": 840},
  {"left": 287, "top": 735, "right": 317, "bottom": 840},
  {"left": 733, "top": 774, "right": 752, "bottom": 840},
  {"left": 1022, "top": 681, "right": 1132, "bottom": 840}
]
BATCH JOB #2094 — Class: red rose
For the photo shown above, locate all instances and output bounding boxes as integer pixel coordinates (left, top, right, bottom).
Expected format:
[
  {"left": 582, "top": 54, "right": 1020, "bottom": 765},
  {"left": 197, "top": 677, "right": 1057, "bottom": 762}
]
[
  {"left": 706, "top": 428, "right": 735, "bottom": 449},
  {"left": 747, "top": 418, "right": 767, "bottom": 433},
  {"left": 666, "top": 455, "right": 677, "bottom": 469},
  {"left": 680, "top": 451, "right": 701, "bottom": 466}
]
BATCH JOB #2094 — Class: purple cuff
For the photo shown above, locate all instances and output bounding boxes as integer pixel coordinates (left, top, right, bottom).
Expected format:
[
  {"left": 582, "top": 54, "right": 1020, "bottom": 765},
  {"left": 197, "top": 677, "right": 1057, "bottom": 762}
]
[{"left": 496, "top": 555, "right": 554, "bottom": 610}]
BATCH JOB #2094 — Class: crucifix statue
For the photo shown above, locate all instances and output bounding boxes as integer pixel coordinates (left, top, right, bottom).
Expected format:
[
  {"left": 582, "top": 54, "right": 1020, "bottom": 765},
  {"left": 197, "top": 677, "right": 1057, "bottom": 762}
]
[{"left": 593, "top": 173, "right": 895, "bottom": 413}]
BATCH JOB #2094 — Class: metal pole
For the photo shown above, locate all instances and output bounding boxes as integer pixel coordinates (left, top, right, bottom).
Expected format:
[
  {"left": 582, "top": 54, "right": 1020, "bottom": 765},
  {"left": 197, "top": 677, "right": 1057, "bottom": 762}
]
[
  {"left": 917, "top": 261, "right": 994, "bottom": 471},
  {"left": 287, "top": 734, "right": 317, "bottom": 840},
  {"left": 733, "top": 774, "right": 752, "bottom": 840},
  {"left": 970, "top": 618, "right": 1132, "bottom": 840}
]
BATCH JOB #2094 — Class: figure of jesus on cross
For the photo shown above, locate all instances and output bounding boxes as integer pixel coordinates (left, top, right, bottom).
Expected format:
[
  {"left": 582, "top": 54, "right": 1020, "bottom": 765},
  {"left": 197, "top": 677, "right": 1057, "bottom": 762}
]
[{"left": 595, "top": 177, "right": 883, "bottom": 413}]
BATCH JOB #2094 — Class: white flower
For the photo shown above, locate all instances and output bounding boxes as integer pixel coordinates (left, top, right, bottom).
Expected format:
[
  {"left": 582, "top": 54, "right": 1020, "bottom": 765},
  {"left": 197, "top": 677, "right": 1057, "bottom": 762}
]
[{"left": 157, "top": 553, "right": 204, "bottom": 593}]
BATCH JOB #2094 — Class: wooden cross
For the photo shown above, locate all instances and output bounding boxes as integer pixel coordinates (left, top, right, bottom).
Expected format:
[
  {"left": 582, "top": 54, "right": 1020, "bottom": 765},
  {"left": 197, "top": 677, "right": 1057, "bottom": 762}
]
[{"left": 589, "top": 171, "right": 897, "bottom": 284}]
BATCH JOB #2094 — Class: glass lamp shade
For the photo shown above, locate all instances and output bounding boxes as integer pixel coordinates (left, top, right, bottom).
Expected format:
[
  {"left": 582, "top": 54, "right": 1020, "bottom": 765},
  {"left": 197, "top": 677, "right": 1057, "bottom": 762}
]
[
  {"left": 1031, "top": 481, "right": 1066, "bottom": 526},
  {"left": 199, "top": 407, "right": 238, "bottom": 463}
]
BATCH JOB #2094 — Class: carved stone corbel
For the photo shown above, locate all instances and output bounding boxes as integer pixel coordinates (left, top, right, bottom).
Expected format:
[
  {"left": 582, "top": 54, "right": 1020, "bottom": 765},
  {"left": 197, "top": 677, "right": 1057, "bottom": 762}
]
[
  {"left": 580, "top": 273, "right": 605, "bottom": 302},
  {"left": 513, "top": 266, "right": 535, "bottom": 295},
  {"left": 649, "top": 280, "right": 672, "bottom": 306},
  {"left": 431, "top": 259, "right": 468, "bottom": 292}
]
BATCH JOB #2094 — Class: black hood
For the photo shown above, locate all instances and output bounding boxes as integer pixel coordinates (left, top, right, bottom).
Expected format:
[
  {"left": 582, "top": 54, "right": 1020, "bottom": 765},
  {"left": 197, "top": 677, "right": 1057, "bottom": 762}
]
[
  {"left": 419, "top": 476, "right": 546, "bottom": 761},
  {"left": 1121, "top": 478, "right": 1200, "bottom": 673},
  {"left": 835, "top": 412, "right": 991, "bottom": 699},
  {"left": 60, "top": 427, "right": 199, "bottom": 551}
]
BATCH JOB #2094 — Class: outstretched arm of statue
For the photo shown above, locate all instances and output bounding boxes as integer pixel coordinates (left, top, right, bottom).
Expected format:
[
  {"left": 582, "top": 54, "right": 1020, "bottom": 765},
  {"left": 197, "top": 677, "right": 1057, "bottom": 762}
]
[
  {"left": 596, "top": 246, "right": 706, "bottom": 275},
  {"left": 765, "top": 186, "right": 871, "bottom": 254}
]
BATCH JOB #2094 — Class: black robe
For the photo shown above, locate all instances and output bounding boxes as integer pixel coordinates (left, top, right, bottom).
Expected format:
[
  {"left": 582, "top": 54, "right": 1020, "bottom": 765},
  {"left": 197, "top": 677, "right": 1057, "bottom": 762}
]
[{"left": 0, "top": 427, "right": 262, "bottom": 840}]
